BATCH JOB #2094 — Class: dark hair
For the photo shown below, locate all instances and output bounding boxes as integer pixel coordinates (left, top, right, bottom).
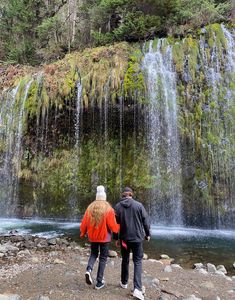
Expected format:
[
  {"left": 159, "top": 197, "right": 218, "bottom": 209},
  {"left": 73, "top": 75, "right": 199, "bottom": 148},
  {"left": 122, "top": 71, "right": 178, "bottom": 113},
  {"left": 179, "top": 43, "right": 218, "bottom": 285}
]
[{"left": 122, "top": 187, "right": 133, "bottom": 197}]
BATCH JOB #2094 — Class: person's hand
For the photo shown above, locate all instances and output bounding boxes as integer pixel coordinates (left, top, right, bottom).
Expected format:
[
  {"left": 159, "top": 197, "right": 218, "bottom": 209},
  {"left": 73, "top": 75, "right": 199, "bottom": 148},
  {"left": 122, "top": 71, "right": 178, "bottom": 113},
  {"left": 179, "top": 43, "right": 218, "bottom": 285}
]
[
  {"left": 115, "top": 240, "right": 120, "bottom": 247},
  {"left": 145, "top": 236, "right": 150, "bottom": 242}
]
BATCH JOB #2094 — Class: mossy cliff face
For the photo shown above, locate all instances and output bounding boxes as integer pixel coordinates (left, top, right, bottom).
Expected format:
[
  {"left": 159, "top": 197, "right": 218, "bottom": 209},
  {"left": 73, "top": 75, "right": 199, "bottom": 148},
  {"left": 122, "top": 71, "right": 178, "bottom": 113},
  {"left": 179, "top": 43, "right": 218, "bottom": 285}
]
[{"left": 0, "top": 24, "right": 235, "bottom": 228}]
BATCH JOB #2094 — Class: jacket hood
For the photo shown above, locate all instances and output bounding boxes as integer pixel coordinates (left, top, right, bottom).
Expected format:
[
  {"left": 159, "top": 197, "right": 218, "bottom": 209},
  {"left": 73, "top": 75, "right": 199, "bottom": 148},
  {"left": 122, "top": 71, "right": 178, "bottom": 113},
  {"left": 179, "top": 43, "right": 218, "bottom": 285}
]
[{"left": 120, "top": 197, "right": 133, "bottom": 208}]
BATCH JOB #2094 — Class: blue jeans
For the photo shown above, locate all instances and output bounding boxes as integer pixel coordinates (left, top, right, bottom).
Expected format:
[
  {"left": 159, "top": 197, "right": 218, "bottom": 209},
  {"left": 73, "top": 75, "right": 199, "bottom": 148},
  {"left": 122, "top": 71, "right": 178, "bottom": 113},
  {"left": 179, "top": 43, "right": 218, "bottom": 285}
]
[
  {"left": 121, "top": 241, "right": 143, "bottom": 291},
  {"left": 86, "top": 242, "right": 109, "bottom": 284}
]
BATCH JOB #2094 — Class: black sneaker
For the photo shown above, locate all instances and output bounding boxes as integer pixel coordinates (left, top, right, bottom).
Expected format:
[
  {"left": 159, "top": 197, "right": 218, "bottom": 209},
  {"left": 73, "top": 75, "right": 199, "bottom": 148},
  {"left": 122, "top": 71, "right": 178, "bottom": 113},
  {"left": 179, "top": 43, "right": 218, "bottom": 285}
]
[
  {"left": 85, "top": 271, "right": 93, "bottom": 285},
  {"left": 95, "top": 281, "right": 105, "bottom": 290}
]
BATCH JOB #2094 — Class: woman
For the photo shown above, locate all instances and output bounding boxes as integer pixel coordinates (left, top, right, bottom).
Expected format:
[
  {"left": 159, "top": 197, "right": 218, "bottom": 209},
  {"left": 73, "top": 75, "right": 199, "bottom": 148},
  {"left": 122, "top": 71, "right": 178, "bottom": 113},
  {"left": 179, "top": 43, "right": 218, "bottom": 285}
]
[{"left": 80, "top": 185, "right": 119, "bottom": 290}]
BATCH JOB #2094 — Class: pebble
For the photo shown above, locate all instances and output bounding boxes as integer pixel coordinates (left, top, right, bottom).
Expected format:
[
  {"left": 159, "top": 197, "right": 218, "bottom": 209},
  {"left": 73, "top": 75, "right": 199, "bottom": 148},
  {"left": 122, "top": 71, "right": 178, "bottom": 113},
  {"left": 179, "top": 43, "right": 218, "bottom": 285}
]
[
  {"left": 143, "top": 253, "right": 148, "bottom": 260},
  {"left": 37, "top": 296, "right": 50, "bottom": 300},
  {"left": 108, "top": 250, "right": 117, "bottom": 258},
  {"left": 160, "top": 254, "right": 170, "bottom": 259},
  {"left": 182, "top": 295, "right": 202, "bottom": 300},
  {"left": 171, "top": 263, "right": 183, "bottom": 269},
  {"left": 164, "top": 265, "right": 172, "bottom": 273},
  {"left": 53, "top": 259, "right": 65, "bottom": 265}
]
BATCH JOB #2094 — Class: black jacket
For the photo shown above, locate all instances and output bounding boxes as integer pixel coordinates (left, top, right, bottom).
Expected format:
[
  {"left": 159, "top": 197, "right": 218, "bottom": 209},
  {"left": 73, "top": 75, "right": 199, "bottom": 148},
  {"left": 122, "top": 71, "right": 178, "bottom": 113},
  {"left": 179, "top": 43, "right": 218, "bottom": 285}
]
[{"left": 114, "top": 197, "right": 150, "bottom": 242}]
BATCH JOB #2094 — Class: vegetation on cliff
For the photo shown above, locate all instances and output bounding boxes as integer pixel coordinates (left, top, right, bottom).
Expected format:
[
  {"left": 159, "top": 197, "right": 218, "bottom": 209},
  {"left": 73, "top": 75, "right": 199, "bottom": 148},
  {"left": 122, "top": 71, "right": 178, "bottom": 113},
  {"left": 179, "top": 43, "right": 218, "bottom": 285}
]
[{"left": 0, "top": 0, "right": 233, "bottom": 64}]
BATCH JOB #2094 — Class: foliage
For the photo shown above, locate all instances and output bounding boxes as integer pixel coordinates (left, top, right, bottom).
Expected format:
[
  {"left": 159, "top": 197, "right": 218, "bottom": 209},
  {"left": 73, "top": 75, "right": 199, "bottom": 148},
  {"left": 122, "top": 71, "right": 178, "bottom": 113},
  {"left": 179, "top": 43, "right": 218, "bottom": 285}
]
[{"left": 0, "top": 0, "right": 233, "bottom": 64}]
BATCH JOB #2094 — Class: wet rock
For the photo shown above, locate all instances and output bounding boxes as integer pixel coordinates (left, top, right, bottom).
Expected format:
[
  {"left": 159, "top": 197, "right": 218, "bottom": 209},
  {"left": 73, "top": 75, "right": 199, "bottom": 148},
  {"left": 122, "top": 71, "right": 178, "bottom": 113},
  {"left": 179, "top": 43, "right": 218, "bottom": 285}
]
[
  {"left": 216, "top": 265, "right": 227, "bottom": 274},
  {"left": 0, "top": 294, "right": 21, "bottom": 300},
  {"left": 207, "top": 263, "right": 216, "bottom": 273},
  {"left": 108, "top": 250, "right": 117, "bottom": 258}
]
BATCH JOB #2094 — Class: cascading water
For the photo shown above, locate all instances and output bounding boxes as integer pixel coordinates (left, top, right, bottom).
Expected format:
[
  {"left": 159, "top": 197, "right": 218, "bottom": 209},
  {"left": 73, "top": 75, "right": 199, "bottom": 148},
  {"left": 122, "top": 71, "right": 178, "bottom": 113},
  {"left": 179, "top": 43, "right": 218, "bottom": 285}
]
[
  {"left": 0, "top": 80, "right": 32, "bottom": 215},
  {"left": 195, "top": 26, "right": 235, "bottom": 227},
  {"left": 142, "top": 40, "right": 183, "bottom": 225}
]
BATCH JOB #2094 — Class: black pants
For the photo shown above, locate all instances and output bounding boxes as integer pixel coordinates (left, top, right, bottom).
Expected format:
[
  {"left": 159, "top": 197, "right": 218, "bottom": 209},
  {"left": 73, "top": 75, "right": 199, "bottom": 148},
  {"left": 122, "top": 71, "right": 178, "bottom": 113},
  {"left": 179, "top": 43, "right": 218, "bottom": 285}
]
[
  {"left": 86, "top": 242, "right": 109, "bottom": 284},
  {"left": 121, "top": 241, "right": 143, "bottom": 291}
]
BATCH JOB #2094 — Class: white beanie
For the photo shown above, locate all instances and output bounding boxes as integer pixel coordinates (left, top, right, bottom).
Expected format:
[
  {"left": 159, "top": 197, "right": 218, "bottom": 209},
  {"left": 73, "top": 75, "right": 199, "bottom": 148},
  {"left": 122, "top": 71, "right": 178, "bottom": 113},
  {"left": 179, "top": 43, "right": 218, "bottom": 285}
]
[{"left": 95, "top": 185, "right": 107, "bottom": 201}]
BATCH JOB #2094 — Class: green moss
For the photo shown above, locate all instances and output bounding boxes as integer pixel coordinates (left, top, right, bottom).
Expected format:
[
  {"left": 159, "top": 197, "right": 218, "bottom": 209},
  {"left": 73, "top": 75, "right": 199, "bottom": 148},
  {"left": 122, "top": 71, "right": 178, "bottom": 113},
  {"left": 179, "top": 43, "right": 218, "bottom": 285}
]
[{"left": 123, "top": 50, "right": 146, "bottom": 101}]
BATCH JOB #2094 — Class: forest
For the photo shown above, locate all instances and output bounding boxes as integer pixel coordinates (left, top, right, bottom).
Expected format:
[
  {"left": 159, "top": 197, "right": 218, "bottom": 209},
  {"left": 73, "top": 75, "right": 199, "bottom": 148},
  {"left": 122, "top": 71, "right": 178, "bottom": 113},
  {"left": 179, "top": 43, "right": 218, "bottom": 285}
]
[{"left": 0, "top": 0, "right": 234, "bottom": 65}]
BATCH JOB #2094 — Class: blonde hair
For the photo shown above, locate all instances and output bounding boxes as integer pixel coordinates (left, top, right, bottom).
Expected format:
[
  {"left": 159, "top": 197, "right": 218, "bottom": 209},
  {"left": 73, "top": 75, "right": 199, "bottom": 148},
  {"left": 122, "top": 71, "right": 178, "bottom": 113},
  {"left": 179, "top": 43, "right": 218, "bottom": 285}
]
[{"left": 87, "top": 200, "right": 112, "bottom": 227}]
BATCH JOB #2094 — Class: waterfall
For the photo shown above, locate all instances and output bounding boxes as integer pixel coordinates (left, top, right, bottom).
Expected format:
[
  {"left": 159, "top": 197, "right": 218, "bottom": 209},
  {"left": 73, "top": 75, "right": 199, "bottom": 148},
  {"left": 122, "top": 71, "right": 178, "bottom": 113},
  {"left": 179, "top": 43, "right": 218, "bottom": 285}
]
[
  {"left": 75, "top": 81, "right": 82, "bottom": 148},
  {"left": 143, "top": 40, "right": 183, "bottom": 225},
  {"left": 198, "top": 26, "right": 235, "bottom": 227},
  {"left": 0, "top": 80, "right": 32, "bottom": 215}
]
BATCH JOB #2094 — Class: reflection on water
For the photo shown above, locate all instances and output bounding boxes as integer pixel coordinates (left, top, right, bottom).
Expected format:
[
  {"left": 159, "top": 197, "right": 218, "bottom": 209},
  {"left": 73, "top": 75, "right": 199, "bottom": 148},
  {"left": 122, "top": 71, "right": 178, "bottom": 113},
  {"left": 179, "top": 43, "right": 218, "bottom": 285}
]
[{"left": 0, "top": 219, "right": 235, "bottom": 274}]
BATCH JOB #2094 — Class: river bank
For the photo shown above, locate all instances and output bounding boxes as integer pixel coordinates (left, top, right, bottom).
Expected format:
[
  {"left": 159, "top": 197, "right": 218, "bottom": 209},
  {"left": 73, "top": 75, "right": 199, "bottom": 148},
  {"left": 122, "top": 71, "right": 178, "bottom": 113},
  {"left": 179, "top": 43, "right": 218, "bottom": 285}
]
[{"left": 0, "top": 234, "right": 235, "bottom": 300}]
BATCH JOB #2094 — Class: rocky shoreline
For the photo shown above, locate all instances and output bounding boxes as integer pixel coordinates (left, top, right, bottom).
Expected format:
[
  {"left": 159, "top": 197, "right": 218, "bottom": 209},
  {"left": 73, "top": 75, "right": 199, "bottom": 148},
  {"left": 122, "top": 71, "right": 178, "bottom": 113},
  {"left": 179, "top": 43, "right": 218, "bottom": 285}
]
[{"left": 0, "top": 233, "right": 235, "bottom": 300}]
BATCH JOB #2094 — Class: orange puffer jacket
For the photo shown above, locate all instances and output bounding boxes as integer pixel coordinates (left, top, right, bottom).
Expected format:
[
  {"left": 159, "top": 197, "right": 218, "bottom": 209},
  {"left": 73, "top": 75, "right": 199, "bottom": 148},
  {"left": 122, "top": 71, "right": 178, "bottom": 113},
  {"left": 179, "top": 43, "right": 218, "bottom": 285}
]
[{"left": 80, "top": 207, "right": 120, "bottom": 243}]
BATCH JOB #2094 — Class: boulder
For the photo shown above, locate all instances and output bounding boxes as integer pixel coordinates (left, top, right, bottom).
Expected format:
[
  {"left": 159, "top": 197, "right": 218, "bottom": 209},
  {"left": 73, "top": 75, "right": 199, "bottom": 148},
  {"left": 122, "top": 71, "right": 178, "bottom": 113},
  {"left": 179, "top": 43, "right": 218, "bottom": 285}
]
[
  {"left": 198, "top": 269, "right": 208, "bottom": 275},
  {"left": 215, "top": 270, "right": 226, "bottom": 277},
  {"left": 193, "top": 263, "right": 204, "bottom": 270},
  {"left": 0, "top": 243, "right": 19, "bottom": 253},
  {"left": 216, "top": 265, "right": 227, "bottom": 274},
  {"left": 207, "top": 263, "right": 216, "bottom": 273}
]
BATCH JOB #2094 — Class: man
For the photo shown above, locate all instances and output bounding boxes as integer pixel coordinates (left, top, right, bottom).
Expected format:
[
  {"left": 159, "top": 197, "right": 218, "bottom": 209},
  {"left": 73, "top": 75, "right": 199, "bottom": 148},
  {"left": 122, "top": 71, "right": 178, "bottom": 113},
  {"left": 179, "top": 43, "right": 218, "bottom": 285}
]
[{"left": 114, "top": 187, "right": 150, "bottom": 300}]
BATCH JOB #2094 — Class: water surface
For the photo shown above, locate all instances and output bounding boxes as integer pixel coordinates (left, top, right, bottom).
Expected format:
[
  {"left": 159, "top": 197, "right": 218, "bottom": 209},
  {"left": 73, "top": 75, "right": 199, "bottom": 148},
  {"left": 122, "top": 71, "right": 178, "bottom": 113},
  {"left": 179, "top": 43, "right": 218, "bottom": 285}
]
[{"left": 0, "top": 218, "right": 234, "bottom": 275}]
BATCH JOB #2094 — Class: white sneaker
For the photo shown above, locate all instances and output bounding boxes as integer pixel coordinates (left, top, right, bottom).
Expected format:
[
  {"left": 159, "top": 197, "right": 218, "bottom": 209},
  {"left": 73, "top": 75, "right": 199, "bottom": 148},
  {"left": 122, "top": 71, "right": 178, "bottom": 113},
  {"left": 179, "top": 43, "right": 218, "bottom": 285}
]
[
  {"left": 133, "top": 288, "right": 144, "bottom": 300},
  {"left": 120, "top": 281, "right": 128, "bottom": 289},
  {"left": 85, "top": 271, "right": 93, "bottom": 285}
]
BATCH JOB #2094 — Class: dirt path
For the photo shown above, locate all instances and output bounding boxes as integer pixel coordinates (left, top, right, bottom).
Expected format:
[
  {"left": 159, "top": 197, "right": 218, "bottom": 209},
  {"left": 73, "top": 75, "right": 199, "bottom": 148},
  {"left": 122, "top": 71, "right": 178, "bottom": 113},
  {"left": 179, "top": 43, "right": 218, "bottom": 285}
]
[{"left": 1, "top": 245, "right": 235, "bottom": 300}]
